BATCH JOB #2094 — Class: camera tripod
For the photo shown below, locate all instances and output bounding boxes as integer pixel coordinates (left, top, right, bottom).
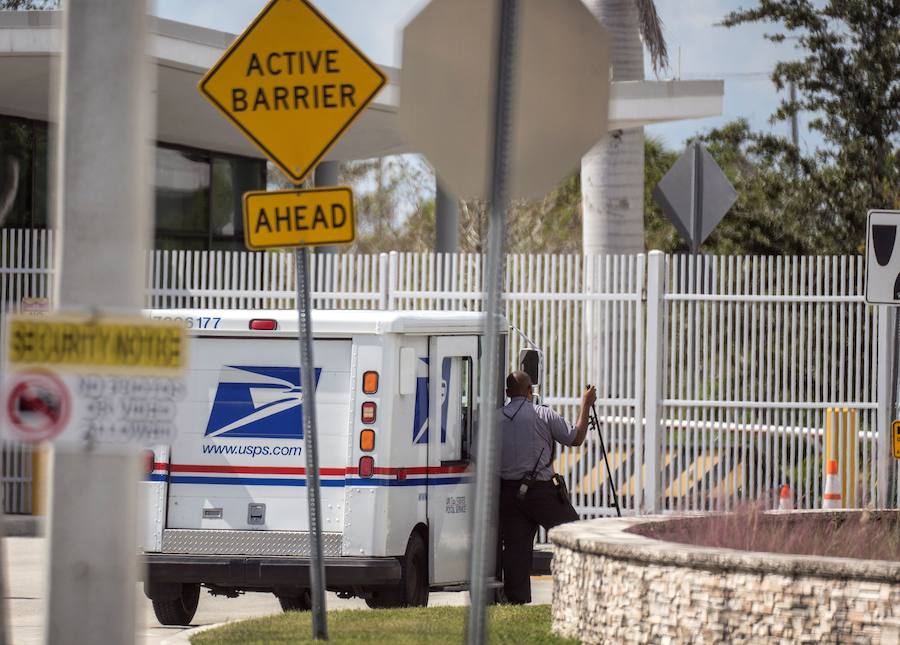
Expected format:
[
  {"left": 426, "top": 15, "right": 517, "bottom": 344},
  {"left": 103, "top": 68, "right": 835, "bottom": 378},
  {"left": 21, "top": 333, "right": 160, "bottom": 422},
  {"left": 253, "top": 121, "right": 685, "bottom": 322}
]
[{"left": 586, "top": 392, "right": 622, "bottom": 518}]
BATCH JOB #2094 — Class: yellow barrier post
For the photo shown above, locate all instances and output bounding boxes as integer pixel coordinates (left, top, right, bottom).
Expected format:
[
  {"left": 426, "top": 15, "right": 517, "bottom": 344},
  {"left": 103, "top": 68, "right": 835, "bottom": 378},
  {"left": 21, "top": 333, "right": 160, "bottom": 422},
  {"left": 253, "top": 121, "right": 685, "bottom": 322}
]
[{"left": 824, "top": 408, "right": 858, "bottom": 508}]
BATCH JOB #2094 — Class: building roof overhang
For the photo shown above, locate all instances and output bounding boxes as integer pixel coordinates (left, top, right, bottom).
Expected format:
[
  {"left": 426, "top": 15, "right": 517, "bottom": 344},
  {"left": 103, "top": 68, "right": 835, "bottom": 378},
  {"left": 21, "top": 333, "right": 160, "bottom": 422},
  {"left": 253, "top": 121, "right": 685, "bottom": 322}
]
[{"left": 0, "top": 10, "right": 723, "bottom": 162}]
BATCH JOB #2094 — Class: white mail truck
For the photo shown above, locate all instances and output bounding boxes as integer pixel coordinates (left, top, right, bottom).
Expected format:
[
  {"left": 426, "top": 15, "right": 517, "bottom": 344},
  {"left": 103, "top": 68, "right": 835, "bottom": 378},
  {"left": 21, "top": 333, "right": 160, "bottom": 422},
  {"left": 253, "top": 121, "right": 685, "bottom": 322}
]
[{"left": 140, "top": 309, "right": 512, "bottom": 625}]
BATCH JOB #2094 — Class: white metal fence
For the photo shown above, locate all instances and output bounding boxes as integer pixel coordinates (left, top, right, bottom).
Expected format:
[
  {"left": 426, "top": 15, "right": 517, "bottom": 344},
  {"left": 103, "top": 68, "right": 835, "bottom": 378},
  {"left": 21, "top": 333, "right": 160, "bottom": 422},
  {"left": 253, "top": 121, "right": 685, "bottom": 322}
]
[
  {"left": 0, "top": 229, "right": 55, "bottom": 513},
  {"left": 2, "top": 229, "right": 898, "bottom": 515}
]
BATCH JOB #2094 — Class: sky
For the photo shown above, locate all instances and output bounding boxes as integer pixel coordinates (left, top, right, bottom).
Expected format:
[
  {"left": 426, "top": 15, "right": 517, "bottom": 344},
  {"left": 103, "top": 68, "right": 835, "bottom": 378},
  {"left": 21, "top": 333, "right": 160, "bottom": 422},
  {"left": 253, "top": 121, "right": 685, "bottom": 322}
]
[{"left": 154, "top": 0, "right": 814, "bottom": 154}]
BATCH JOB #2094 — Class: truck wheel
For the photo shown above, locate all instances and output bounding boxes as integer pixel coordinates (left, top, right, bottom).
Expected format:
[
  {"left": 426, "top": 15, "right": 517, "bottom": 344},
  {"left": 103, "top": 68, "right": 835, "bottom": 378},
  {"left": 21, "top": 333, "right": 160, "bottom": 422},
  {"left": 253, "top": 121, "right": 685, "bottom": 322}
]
[
  {"left": 366, "top": 531, "right": 428, "bottom": 608},
  {"left": 151, "top": 583, "right": 200, "bottom": 626},
  {"left": 277, "top": 589, "right": 312, "bottom": 612}
]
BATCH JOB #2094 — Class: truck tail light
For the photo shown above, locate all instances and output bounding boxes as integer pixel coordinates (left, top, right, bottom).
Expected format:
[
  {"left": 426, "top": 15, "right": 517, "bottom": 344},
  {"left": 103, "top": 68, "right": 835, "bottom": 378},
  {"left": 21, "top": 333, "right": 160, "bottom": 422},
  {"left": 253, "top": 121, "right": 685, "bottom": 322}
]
[
  {"left": 359, "top": 456, "right": 374, "bottom": 478},
  {"left": 250, "top": 319, "right": 277, "bottom": 331},
  {"left": 360, "top": 429, "right": 375, "bottom": 452},
  {"left": 362, "top": 371, "right": 379, "bottom": 394},
  {"left": 361, "top": 401, "right": 376, "bottom": 424}
]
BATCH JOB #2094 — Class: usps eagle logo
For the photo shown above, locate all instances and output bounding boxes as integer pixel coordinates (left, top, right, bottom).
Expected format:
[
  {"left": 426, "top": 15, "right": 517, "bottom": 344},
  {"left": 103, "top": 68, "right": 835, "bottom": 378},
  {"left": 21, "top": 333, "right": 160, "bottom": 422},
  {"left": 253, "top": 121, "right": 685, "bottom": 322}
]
[{"left": 205, "top": 366, "right": 321, "bottom": 439}]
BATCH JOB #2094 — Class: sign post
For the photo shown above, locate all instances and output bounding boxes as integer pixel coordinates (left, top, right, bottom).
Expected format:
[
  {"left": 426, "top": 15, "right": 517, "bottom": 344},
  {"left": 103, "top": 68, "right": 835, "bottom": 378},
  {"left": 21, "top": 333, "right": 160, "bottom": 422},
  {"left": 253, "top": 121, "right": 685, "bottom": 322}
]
[
  {"left": 198, "top": 1, "right": 381, "bottom": 637},
  {"left": 865, "top": 210, "right": 900, "bottom": 506},
  {"left": 400, "top": 1, "right": 611, "bottom": 641}
]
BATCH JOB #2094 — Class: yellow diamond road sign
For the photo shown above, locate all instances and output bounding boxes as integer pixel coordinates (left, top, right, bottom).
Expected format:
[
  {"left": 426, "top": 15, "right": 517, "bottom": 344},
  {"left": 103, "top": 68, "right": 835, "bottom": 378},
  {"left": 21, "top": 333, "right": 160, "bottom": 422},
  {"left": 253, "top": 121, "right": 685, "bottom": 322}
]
[
  {"left": 243, "top": 187, "right": 355, "bottom": 250},
  {"left": 199, "top": 0, "right": 387, "bottom": 183}
]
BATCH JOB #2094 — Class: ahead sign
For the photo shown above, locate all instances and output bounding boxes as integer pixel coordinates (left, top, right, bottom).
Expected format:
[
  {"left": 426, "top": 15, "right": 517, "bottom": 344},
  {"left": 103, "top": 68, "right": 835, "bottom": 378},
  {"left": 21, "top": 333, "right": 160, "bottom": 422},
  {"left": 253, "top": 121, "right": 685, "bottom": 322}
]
[
  {"left": 199, "top": 0, "right": 386, "bottom": 183},
  {"left": 243, "top": 187, "right": 354, "bottom": 250},
  {"left": 865, "top": 210, "right": 900, "bottom": 304}
]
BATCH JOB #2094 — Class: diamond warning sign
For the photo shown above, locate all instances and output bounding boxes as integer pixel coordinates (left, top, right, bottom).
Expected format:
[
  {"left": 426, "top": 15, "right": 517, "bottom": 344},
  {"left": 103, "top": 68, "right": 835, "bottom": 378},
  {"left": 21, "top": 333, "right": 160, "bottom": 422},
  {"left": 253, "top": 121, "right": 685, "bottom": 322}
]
[
  {"left": 6, "top": 315, "right": 185, "bottom": 375},
  {"left": 198, "top": 0, "right": 387, "bottom": 184}
]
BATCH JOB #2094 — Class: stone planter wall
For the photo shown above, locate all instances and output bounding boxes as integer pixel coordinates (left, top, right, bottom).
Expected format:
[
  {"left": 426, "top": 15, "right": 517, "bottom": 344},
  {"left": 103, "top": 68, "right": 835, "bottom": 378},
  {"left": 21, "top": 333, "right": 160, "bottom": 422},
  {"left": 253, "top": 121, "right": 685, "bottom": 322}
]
[{"left": 549, "top": 515, "right": 900, "bottom": 644}]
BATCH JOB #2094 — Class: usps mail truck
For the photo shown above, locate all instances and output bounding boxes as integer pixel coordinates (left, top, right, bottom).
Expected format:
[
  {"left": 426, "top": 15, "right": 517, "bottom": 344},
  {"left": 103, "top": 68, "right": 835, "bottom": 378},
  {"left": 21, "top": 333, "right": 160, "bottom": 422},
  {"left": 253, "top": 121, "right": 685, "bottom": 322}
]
[{"left": 140, "top": 309, "right": 506, "bottom": 625}]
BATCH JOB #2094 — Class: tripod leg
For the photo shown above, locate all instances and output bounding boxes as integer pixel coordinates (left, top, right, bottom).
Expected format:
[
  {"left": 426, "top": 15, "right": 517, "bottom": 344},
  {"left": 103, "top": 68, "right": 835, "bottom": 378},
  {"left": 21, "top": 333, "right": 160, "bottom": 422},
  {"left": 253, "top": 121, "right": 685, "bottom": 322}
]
[{"left": 591, "top": 403, "right": 622, "bottom": 517}]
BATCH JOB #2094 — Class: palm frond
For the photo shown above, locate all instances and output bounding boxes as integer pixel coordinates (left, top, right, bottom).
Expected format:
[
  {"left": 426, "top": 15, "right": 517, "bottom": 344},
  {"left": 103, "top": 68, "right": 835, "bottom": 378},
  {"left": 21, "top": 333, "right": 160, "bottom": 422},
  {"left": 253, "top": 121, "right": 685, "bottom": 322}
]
[{"left": 634, "top": 0, "right": 669, "bottom": 73}]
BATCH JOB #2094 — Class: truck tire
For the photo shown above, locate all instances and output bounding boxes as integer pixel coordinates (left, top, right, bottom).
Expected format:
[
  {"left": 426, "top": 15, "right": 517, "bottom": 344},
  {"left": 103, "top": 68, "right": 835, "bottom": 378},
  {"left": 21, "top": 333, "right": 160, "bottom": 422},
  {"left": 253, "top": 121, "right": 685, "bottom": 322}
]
[
  {"left": 151, "top": 583, "right": 200, "bottom": 626},
  {"left": 277, "top": 589, "right": 312, "bottom": 612},
  {"left": 366, "top": 531, "right": 428, "bottom": 608}
]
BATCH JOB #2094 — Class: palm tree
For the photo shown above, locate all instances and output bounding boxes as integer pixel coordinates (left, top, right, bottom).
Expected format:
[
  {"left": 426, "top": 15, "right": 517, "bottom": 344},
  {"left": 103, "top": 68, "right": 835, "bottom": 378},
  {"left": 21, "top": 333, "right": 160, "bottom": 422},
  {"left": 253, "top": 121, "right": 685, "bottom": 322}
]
[{"left": 581, "top": 0, "right": 668, "bottom": 254}]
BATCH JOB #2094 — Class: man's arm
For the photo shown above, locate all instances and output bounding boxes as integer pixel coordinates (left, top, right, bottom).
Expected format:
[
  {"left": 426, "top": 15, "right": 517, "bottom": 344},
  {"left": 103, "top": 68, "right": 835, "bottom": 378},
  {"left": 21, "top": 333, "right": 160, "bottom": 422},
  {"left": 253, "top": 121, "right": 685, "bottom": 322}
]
[{"left": 571, "top": 385, "right": 597, "bottom": 447}]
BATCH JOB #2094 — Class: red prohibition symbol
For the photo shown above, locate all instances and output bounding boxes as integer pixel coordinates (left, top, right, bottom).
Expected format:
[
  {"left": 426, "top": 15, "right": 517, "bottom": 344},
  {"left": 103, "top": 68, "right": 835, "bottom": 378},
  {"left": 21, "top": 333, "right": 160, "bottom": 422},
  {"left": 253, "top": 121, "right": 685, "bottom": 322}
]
[{"left": 5, "top": 370, "right": 71, "bottom": 443}]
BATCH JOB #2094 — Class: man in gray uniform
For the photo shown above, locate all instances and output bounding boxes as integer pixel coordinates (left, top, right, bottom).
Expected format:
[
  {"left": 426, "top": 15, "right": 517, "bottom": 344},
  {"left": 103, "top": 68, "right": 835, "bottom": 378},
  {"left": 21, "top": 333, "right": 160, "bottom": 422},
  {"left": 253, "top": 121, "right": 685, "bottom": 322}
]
[{"left": 499, "top": 371, "right": 596, "bottom": 604}]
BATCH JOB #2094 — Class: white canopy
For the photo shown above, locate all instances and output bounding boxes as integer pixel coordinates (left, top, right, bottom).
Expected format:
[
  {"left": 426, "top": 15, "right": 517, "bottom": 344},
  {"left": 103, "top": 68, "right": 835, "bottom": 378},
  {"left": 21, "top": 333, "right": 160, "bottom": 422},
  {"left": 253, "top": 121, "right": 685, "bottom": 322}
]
[{"left": 0, "top": 10, "right": 723, "bottom": 162}]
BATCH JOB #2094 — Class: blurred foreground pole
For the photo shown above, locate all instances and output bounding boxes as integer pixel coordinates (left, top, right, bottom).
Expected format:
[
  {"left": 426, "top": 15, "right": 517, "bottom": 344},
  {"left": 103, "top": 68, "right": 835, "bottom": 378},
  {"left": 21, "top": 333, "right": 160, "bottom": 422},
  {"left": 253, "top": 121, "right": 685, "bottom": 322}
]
[
  {"left": 47, "top": 1, "right": 155, "bottom": 643},
  {"left": 466, "top": 1, "right": 518, "bottom": 643}
]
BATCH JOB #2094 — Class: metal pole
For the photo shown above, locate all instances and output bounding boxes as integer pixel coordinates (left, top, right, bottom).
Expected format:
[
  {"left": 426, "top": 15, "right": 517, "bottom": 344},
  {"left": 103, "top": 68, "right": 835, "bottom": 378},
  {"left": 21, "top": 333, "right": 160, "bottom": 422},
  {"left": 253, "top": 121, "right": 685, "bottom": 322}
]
[
  {"left": 467, "top": 1, "right": 518, "bottom": 643},
  {"left": 888, "top": 308, "right": 900, "bottom": 507},
  {"left": 296, "top": 247, "right": 328, "bottom": 640},
  {"left": 47, "top": 1, "right": 154, "bottom": 644},
  {"left": 687, "top": 141, "right": 703, "bottom": 398}
]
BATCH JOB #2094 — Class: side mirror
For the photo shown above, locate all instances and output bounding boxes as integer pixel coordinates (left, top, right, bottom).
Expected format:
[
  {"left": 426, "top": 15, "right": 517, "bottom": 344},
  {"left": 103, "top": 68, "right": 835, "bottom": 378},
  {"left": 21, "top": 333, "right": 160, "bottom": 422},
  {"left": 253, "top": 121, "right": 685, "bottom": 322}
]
[{"left": 518, "top": 348, "right": 543, "bottom": 387}]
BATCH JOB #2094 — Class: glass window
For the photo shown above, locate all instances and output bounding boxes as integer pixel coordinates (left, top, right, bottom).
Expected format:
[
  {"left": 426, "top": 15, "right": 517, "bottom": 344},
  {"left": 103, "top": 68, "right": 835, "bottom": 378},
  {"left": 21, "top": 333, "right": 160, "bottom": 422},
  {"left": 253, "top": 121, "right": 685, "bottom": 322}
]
[
  {"left": 211, "top": 156, "right": 263, "bottom": 238},
  {"left": 0, "top": 118, "right": 34, "bottom": 229},
  {"left": 155, "top": 147, "right": 210, "bottom": 236},
  {"left": 33, "top": 125, "right": 49, "bottom": 228},
  {"left": 154, "top": 236, "right": 208, "bottom": 252}
]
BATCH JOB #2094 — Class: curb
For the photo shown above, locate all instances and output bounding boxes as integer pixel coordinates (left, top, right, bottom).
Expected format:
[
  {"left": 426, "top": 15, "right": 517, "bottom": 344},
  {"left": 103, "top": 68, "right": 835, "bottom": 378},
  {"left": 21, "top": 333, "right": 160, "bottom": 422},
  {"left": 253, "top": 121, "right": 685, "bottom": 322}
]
[{"left": 159, "top": 620, "right": 232, "bottom": 645}]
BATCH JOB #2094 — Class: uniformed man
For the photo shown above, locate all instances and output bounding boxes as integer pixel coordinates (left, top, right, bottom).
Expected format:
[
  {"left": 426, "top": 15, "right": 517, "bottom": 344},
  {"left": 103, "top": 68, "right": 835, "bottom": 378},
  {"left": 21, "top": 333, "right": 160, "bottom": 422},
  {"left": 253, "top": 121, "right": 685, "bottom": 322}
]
[{"left": 498, "top": 371, "right": 596, "bottom": 604}]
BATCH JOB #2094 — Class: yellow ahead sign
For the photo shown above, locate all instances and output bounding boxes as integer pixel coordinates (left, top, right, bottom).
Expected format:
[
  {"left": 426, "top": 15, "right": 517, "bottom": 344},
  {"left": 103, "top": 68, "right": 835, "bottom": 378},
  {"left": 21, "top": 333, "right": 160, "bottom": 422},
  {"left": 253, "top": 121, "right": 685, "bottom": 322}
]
[
  {"left": 6, "top": 316, "right": 186, "bottom": 374},
  {"left": 198, "top": 0, "right": 387, "bottom": 184},
  {"left": 893, "top": 420, "right": 900, "bottom": 459},
  {"left": 243, "top": 187, "right": 354, "bottom": 250}
]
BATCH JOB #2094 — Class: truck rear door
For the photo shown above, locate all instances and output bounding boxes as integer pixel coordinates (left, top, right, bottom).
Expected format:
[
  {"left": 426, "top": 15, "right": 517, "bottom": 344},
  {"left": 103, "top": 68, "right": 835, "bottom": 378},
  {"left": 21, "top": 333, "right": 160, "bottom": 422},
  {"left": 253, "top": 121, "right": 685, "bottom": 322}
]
[
  {"left": 162, "top": 335, "right": 351, "bottom": 554},
  {"left": 427, "top": 335, "right": 477, "bottom": 585}
]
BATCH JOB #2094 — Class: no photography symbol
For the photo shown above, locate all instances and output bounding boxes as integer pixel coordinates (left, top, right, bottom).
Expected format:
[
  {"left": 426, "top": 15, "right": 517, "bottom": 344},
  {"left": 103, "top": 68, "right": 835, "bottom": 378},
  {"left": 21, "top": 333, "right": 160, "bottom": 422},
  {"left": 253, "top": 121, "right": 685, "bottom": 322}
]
[{"left": 5, "top": 370, "right": 71, "bottom": 443}]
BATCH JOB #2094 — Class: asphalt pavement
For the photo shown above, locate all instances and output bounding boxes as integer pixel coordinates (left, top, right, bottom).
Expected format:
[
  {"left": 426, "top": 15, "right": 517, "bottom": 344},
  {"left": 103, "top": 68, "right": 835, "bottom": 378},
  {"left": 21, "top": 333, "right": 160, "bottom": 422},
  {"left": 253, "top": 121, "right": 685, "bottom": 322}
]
[{"left": 4, "top": 537, "right": 553, "bottom": 644}]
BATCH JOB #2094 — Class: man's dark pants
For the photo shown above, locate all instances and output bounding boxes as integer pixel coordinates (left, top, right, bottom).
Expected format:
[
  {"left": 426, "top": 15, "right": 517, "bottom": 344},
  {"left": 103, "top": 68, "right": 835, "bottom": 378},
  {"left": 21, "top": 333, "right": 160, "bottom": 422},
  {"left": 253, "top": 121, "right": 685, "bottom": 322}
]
[{"left": 499, "top": 479, "right": 579, "bottom": 604}]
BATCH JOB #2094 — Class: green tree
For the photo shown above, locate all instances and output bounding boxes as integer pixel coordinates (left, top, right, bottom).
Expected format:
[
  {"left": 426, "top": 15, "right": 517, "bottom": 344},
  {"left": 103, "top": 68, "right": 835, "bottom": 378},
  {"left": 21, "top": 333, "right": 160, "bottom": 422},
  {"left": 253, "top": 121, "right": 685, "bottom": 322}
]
[
  {"left": 716, "top": 0, "right": 900, "bottom": 253},
  {"left": 0, "top": 1, "right": 57, "bottom": 8}
]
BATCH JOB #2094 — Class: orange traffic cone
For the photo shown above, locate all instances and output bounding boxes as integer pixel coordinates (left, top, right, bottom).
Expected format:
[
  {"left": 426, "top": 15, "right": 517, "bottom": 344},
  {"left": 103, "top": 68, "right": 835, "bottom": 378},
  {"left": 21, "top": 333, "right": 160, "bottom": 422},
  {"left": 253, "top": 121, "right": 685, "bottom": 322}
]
[
  {"left": 823, "top": 459, "right": 842, "bottom": 509},
  {"left": 778, "top": 484, "right": 793, "bottom": 511}
]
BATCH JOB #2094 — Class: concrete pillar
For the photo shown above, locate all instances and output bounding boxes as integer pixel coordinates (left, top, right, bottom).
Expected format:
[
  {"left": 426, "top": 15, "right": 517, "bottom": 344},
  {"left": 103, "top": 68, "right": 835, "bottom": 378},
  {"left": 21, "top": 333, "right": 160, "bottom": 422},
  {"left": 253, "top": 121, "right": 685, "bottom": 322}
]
[
  {"left": 434, "top": 176, "right": 458, "bottom": 254},
  {"left": 48, "top": 1, "right": 155, "bottom": 643},
  {"left": 314, "top": 161, "right": 340, "bottom": 255}
]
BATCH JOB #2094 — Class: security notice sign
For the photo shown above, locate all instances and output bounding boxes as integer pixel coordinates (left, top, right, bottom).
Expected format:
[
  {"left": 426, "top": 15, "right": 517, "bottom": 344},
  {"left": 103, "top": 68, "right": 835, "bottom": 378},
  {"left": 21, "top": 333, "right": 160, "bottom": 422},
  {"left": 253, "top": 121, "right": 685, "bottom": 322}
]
[
  {"left": 243, "top": 187, "right": 354, "bottom": 249},
  {"left": 2, "top": 315, "right": 186, "bottom": 447},
  {"left": 198, "top": 0, "right": 387, "bottom": 184}
]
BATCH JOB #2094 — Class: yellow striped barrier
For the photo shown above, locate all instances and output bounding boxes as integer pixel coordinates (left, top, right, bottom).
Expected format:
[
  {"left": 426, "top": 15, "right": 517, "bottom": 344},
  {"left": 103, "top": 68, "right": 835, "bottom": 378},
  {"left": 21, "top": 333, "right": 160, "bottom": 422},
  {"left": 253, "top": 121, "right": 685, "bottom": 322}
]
[{"left": 824, "top": 408, "right": 857, "bottom": 508}]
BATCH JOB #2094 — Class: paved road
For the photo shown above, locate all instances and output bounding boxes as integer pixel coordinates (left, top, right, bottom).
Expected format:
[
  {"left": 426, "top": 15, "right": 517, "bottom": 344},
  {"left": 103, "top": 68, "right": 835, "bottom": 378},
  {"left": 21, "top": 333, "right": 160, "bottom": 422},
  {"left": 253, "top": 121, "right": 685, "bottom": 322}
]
[{"left": 5, "top": 537, "right": 552, "bottom": 644}]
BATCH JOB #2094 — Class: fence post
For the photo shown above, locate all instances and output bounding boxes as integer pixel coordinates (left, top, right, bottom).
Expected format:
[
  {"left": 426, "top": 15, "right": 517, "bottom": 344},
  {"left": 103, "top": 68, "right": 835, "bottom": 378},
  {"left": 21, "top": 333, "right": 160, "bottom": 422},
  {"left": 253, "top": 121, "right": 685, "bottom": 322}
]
[
  {"left": 644, "top": 250, "right": 666, "bottom": 514},
  {"left": 876, "top": 305, "right": 893, "bottom": 508},
  {"left": 387, "top": 251, "right": 399, "bottom": 311}
]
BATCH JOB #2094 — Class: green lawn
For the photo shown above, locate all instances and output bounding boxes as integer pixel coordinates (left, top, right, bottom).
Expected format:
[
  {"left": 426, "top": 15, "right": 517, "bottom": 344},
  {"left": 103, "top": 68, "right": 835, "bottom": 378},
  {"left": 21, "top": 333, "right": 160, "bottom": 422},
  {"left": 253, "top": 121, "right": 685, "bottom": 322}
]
[{"left": 191, "top": 604, "right": 577, "bottom": 645}]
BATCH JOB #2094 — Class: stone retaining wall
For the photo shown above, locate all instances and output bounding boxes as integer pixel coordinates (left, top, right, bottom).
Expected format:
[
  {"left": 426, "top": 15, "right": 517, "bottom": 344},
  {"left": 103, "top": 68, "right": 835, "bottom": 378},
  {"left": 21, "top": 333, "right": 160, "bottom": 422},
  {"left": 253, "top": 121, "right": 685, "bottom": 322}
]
[{"left": 549, "top": 515, "right": 900, "bottom": 644}]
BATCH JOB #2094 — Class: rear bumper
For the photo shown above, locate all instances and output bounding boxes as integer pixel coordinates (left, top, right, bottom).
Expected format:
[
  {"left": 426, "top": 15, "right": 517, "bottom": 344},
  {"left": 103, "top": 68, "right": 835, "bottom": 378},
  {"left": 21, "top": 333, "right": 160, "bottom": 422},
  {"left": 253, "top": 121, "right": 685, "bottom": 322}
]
[{"left": 143, "top": 553, "right": 402, "bottom": 589}]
